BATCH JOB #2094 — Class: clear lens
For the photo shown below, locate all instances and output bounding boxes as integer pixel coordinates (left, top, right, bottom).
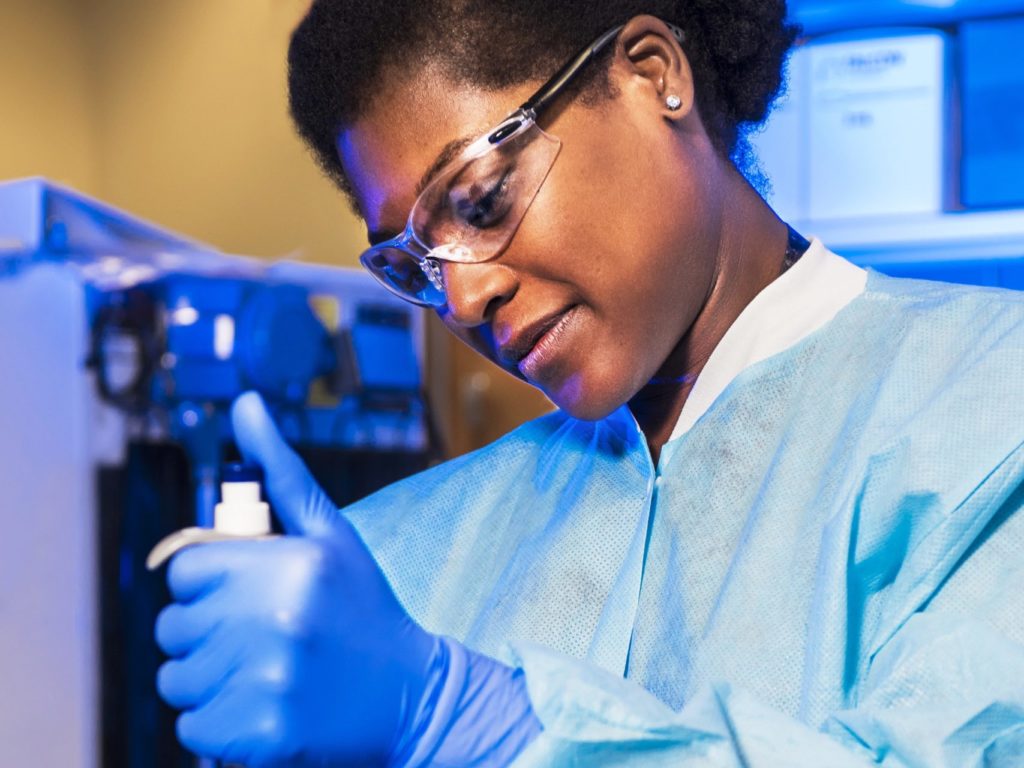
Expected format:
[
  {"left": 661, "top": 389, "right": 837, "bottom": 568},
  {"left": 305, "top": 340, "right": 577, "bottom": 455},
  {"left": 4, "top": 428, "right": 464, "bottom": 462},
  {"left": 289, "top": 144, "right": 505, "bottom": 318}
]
[
  {"left": 357, "top": 118, "right": 561, "bottom": 307},
  {"left": 360, "top": 247, "right": 446, "bottom": 307},
  {"left": 411, "top": 121, "right": 561, "bottom": 263}
]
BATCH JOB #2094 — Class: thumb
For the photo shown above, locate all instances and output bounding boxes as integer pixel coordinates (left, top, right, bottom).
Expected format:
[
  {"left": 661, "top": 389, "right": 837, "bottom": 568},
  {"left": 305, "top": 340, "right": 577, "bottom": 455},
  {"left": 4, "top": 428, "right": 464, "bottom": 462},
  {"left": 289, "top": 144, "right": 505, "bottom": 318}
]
[{"left": 230, "top": 391, "right": 338, "bottom": 537}]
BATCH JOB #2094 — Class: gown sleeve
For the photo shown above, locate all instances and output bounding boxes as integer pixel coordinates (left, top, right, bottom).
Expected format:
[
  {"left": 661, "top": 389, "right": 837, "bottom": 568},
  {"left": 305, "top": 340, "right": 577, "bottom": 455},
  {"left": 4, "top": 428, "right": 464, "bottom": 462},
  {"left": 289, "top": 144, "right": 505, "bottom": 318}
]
[
  {"left": 506, "top": 606, "right": 1024, "bottom": 766},
  {"left": 510, "top": 641, "right": 873, "bottom": 767}
]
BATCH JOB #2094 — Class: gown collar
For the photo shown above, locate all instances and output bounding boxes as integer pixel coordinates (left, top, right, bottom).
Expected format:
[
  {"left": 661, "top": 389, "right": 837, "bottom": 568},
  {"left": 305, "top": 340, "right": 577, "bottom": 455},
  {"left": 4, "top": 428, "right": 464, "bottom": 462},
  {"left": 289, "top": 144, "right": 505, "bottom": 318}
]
[{"left": 667, "top": 239, "right": 868, "bottom": 443}]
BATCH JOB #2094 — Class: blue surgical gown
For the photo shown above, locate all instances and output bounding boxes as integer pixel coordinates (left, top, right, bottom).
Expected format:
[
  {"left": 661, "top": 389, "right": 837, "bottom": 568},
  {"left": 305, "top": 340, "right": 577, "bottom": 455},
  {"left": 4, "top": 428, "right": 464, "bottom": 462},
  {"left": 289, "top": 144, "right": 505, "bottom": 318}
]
[{"left": 346, "top": 268, "right": 1024, "bottom": 766}]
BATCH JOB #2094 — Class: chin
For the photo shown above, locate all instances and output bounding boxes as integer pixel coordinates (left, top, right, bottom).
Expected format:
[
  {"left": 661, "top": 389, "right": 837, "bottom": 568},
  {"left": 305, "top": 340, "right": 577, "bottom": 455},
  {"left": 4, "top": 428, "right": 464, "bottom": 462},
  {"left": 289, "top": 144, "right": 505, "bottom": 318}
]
[{"left": 545, "top": 373, "right": 627, "bottom": 422}]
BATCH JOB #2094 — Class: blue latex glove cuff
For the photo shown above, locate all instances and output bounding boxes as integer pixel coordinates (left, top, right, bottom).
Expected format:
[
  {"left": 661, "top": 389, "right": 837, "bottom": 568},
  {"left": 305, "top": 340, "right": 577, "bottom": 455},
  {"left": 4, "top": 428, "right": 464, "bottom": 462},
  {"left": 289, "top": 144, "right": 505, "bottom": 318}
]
[{"left": 395, "top": 636, "right": 543, "bottom": 767}]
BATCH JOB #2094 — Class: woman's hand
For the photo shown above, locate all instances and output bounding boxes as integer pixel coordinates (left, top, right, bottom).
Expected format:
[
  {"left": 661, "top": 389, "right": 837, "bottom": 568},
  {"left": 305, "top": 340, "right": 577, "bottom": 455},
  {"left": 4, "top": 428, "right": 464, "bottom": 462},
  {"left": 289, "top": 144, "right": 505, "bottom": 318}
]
[{"left": 154, "top": 392, "right": 437, "bottom": 767}]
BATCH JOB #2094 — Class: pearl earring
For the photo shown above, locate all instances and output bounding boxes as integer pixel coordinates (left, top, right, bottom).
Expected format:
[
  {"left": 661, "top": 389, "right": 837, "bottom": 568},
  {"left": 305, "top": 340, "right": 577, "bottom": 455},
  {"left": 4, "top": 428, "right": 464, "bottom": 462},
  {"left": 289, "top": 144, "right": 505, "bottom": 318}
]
[{"left": 665, "top": 94, "right": 682, "bottom": 111}]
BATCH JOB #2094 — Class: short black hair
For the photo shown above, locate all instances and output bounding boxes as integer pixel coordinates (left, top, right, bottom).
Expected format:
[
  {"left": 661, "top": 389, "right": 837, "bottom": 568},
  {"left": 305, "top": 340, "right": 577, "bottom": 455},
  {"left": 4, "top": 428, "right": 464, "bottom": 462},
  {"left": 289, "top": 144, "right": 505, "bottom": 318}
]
[{"left": 288, "top": 0, "right": 799, "bottom": 203}]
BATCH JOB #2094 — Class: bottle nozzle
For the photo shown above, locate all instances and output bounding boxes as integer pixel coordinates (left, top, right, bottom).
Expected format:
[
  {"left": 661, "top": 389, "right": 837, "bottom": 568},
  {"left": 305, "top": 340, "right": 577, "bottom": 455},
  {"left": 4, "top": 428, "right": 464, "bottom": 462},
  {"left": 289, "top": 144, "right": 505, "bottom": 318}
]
[{"left": 214, "top": 462, "right": 271, "bottom": 536}]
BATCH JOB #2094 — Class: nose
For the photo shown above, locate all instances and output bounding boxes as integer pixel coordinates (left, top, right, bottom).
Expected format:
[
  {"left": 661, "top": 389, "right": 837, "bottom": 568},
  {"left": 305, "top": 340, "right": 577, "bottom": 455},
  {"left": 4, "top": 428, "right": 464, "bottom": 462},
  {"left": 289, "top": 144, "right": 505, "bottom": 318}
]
[{"left": 441, "top": 260, "right": 518, "bottom": 327}]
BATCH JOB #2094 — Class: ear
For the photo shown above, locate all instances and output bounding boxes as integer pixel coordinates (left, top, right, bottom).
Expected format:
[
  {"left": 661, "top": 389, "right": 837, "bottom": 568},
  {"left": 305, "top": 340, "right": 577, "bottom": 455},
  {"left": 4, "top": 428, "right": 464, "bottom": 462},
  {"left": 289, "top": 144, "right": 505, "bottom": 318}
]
[{"left": 611, "top": 15, "right": 696, "bottom": 121}]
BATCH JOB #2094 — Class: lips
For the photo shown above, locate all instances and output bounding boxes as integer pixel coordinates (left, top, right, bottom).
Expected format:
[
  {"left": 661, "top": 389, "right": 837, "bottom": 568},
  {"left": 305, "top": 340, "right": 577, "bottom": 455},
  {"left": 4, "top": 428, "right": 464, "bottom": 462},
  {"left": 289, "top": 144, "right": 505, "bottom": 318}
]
[{"left": 496, "top": 306, "right": 576, "bottom": 368}]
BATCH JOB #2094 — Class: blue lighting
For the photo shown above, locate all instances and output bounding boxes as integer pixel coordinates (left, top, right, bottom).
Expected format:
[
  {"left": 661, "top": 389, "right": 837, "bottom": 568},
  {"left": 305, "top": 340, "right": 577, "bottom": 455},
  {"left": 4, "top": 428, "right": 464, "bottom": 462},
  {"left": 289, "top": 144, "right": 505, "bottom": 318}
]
[
  {"left": 790, "top": 0, "right": 1024, "bottom": 36},
  {"left": 961, "top": 16, "right": 1024, "bottom": 210}
]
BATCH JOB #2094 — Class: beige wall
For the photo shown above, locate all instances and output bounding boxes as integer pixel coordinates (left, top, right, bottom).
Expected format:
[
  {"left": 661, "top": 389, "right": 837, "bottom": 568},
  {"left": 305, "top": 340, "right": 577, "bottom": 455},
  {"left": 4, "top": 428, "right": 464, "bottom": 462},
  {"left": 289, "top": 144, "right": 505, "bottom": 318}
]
[
  {"left": 1, "top": 0, "right": 363, "bottom": 266},
  {"left": 0, "top": 0, "right": 101, "bottom": 194},
  {"left": 90, "top": 0, "right": 367, "bottom": 264}
]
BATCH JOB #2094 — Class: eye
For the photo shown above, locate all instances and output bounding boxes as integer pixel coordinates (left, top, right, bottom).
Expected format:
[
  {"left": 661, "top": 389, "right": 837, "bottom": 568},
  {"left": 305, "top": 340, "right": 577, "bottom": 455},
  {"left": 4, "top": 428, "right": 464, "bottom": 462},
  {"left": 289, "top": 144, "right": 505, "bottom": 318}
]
[
  {"left": 373, "top": 251, "right": 431, "bottom": 295},
  {"left": 451, "top": 169, "right": 513, "bottom": 229}
]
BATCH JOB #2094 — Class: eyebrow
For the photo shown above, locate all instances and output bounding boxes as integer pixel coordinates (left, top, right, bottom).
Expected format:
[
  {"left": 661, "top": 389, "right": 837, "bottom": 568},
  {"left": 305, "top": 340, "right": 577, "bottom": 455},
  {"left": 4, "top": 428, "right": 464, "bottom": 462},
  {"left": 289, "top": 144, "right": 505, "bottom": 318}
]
[{"left": 366, "top": 134, "right": 475, "bottom": 246}]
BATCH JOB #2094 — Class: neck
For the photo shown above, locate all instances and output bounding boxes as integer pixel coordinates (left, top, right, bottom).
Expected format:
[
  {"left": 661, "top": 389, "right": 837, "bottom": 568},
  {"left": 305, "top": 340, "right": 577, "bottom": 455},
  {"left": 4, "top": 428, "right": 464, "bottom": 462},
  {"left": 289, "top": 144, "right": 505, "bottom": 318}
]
[{"left": 629, "top": 175, "right": 789, "bottom": 464}]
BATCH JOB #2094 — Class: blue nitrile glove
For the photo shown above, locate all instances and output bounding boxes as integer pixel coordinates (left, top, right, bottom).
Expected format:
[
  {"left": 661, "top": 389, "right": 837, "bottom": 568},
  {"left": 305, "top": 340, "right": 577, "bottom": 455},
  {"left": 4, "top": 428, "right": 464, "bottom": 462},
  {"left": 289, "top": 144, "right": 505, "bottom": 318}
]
[{"left": 155, "top": 392, "right": 541, "bottom": 767}]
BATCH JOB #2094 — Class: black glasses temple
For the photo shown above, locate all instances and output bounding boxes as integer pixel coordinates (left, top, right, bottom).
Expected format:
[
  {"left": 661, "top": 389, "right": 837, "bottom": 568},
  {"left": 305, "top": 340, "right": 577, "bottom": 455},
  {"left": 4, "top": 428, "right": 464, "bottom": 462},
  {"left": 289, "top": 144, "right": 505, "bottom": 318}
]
[
  {"left": 519, "top": 25, "right": 625, "bottom": 117},
  {"left": 518, "top": 21, "right": 686, "bottom": 119}
]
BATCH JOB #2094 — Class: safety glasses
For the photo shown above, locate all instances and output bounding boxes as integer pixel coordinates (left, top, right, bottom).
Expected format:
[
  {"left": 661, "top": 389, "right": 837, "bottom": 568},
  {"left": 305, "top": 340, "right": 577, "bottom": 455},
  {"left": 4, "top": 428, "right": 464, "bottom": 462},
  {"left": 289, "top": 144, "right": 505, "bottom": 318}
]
[{"left": 359, "top": 25, "right": 629, "bottom": 307}]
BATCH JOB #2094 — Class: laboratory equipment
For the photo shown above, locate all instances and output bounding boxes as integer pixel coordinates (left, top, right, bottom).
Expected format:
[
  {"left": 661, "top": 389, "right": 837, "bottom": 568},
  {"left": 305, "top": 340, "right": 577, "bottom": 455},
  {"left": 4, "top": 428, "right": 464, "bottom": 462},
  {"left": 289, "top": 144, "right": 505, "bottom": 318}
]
[
  {"left": 753, "top": 7, "right": 1024, "bottom": 289},
  {"left": 0, "top": 177, "right": 433, "bottom": 768}
]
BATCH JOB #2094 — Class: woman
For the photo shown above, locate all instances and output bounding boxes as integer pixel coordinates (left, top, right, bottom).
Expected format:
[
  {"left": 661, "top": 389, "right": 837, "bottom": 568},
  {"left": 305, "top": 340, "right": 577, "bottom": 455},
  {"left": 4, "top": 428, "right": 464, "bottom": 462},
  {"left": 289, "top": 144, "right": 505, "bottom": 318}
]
[{"left": 155, "top": 1, "right": 1024, "bottom": 765}]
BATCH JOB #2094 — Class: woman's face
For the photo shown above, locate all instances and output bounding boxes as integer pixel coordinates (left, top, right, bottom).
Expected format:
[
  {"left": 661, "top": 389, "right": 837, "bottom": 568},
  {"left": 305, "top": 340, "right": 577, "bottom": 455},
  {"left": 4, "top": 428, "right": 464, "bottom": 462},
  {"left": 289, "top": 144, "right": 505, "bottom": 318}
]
[{"left": 338, "top": 49, "right": 724, "bottom": 420}]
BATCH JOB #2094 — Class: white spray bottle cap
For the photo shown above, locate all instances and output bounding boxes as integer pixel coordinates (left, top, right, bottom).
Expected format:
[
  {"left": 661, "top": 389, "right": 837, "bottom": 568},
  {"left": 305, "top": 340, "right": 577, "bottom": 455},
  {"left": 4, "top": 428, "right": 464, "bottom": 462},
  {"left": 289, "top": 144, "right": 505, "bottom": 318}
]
[{"left": 214, "top": 463, "right": 271, "bottom": 536}]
